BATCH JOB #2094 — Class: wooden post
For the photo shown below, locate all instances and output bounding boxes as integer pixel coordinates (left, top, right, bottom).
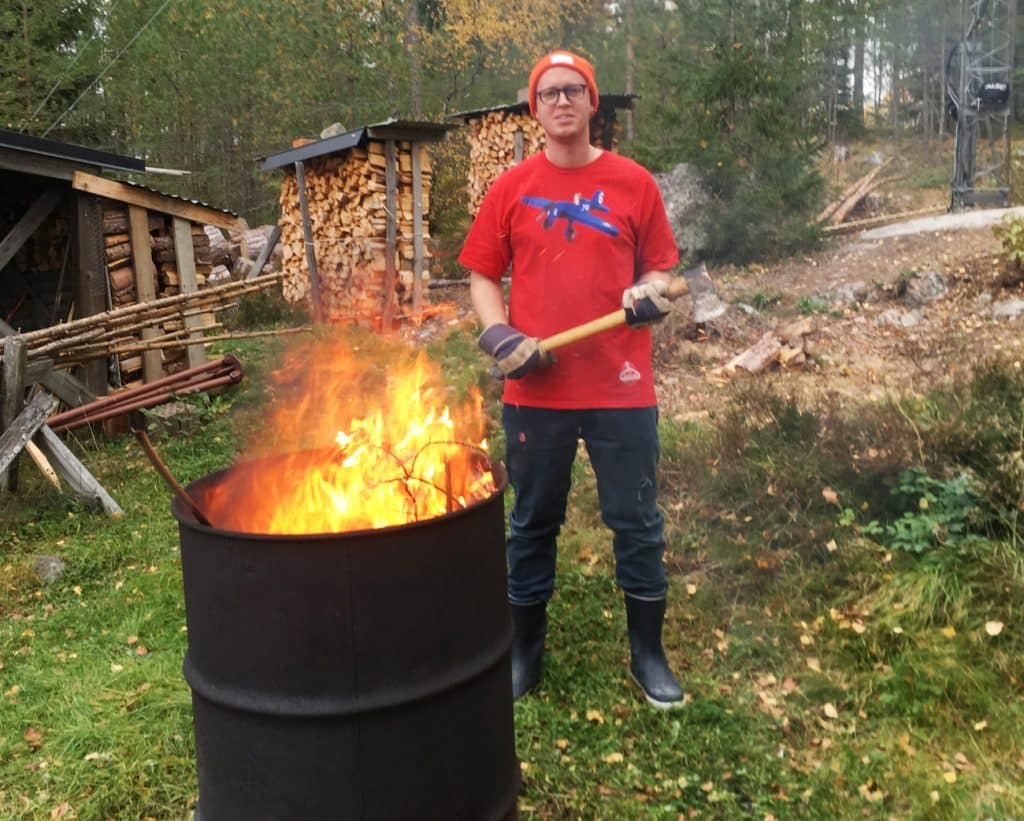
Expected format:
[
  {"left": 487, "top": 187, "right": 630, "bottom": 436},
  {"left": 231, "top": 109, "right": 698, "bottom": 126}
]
[
  {"left": 73, "top": 193, "right": 108, "bottom": 396},
  {"left": 294, "top": 161, "right": 323, "bottom": 322},
  {"left": 0, "top": 391, "right": 60, "bottom": 476},
  {"left": 382, "top": 139, "right": 398, "bottom": 331},
  {"left": 128, "top": 205, "right": 163, "bottom": 383},
  {"left": 411, "top": 143, "right": 425, "bottom": 322},
  {"left": 246, "top": 225, "right": 281, "bottom": 281},
  {"left": 33, "top": 426, "right": 123, "bottom": 516},
  {"left": 1, "top": 336, "right": 27, "bottom": 491},
  {"left": 172, "top": 217, "right": 206, "bottom": 368},
  {"left": 514, "top": 129, "right": 524, "bottom": 163}
]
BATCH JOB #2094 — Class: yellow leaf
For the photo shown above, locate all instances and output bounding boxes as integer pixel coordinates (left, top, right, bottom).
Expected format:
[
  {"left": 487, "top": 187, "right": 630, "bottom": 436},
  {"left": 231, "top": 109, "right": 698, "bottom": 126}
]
[
  {"left": 111, "top": 663, "right": 123, "bottom": 673},
  {"left": 823, "top": 703, "right": 839, "bottom": 719},
  {"left": 943, "top": 771, "right": 957, "bottom": 784},
  {"left": 800, "top": 634, "right": 814, "bottom": 647},
  {"left": 555, "top": 738, "right": 569, "bottom": 750},
  {"left": 825, "top": 539, "right": 838, "bottom": 552},
  {"left": 126, "top": 636, "right": 139, "bottom": 646},
  {"left": 984, "top": 621, "right": 1004, "bottom": 636},
  {"left": 821, "top": 486, "right": 839, "bottom": 505},
  {"left": 585, "top": 709, "right": 605, "bottom": 724},
  {"left": 974, "top": 720, "right": 988, "bottom": 731},
  {"left": 941, "top": 626, "right": 957, "bottom": 638},
  {"left": 806, "top": 657, "right": 821, "bottom": 672},
  {"left": 602, "top": 752, "right": 624, "bottom": 764},
  {"left": 50, "top": 803, "right": 70, "bottom": 819},
  {"left": 686, "top": 583, "right": 697, "bottom": 596}
]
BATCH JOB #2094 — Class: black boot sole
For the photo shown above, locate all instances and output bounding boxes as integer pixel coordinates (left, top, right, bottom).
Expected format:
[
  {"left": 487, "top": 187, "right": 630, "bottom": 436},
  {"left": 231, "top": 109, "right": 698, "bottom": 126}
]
[{"left": 630, "top": 670, "right": 685, "bottom": 710}]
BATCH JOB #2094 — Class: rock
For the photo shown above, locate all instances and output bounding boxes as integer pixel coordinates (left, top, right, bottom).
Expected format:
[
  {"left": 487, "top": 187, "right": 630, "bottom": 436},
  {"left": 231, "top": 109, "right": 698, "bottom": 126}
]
[
  {"left": 653, "top": 163, "right": 710, "bottom": 261},
  {"left": 320, "top": 122, "right": 347, "bottom": 139},
  {"left": 144, "top": 401, "right": 201, "bottom": 438},
  {"left": 819, "top": 280, "right": 869, "bottom": 305},
  {"left": 991, "top": 298, "right": 1024, "bottom": 320},
  {"left": 877, "top": 308, "right": 924, "bottom": 327},
  {"left": 901, "top": 270, "right": 948, "bottom": 306},
  {"left": 35, "top": 555, "right": 65, "bottom": 585}
]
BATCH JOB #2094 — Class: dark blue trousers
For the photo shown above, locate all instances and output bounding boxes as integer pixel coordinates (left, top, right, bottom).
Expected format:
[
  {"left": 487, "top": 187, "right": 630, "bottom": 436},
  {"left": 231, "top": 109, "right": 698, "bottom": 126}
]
[{"left": 501, "top": 405, "right": 667, "bottom": 603}]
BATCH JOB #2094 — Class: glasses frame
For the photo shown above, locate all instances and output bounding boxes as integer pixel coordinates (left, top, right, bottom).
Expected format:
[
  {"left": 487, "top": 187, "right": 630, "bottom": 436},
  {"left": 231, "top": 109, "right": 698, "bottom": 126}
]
[{"left": 535, "top": 83, "right": 589, "bottom": 107}]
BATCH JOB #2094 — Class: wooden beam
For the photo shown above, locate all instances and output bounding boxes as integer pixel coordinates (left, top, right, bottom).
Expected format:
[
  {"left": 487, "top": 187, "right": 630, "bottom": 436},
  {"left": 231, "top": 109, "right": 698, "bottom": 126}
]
[
  {"left": 33, "top": 425, "right": 123, "bottom": 516},
  {"left": 172, "top": 217, "right": 206, "bottom": 368},
  {"left": 71, "top": 170, "right": 248, "bottom": 233},
  {"left": 0, "top": 185, "right": 65, "bottom": 275},
  {"left": 294, "top": 161, "right": 323, "bottom": 322},
  {"left": 73, "top": 193, "right": 108, "bottom": 396},
  {"left": 411, "top": 144, "right": 425, "bottom": 322},
  {"left": 1, "top": 336, "right": 28, "bottom": 491},
  {"left": 246, "top": 225, "right": 281, "bottom": 281},
  {"left": 0, "top": 390, "right": 59, "bottom": 476},
  {"left": 129, "top": 205, "right": 163, "bottom": 383},
  {"left": 382, "top": 140, "right": 398, "bottom": 331}
]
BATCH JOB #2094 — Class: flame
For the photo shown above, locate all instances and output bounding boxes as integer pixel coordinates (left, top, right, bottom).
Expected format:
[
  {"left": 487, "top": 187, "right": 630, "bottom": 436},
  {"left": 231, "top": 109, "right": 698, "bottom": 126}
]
[{"left": 203, "top": 329, "right": 495, "bottom": 535}]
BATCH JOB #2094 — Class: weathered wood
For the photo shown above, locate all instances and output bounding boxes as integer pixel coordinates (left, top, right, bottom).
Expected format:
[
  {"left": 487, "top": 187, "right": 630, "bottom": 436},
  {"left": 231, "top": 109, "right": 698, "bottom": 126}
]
[
  {"left": 33, "top": 425, "right": 123, "bottom": 516},
  {"left": 172, "top": 217, "right": 206, "bottom": 368},
  {"left": 246, "top": 224, "right": 281, "bottom": 281},
  {"left": 0, "top": 185, "right": 65, "bottom": 275},
  {"left": 722, "top": 332, "right": 783, "bottom": 376},
  {"left": 382, "top": 139, "right": 398, "bottom": 330},
  {"left": 0, "top": 390, "right": 60, "bottom": 475},
  {"left": 411, "top": 145, "right": 425, "bottom": 321},
  {"left": 73, "top": 193, "right": 108, "bottom": 395},
  {"left": 129, "top": 205, "right": 163, "bottom": 383},
  {"left": 72, "top": 170, "right": 248, "bottom": 233},
  {"left": 1, "top": 336, "right": 28, "bottom": 491},
  {"left": 294, "top": 161, "right": 323, "bottom": 322},
  {"left": 24, "top": 440, "right": 61, "bottom": 490}
]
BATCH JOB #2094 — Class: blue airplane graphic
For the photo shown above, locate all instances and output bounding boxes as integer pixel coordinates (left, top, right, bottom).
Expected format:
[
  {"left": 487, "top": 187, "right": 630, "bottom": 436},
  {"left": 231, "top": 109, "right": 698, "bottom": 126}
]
[{"left": 520, "top": 190, "right": 619, "bottom": 241}]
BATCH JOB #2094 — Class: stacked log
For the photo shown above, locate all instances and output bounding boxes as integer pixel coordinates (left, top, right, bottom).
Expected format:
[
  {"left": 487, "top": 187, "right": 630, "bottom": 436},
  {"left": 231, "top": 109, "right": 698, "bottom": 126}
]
[
  {"left": 465, "top": 111, "right": 546, "bottom": 215},
  {"left": 277, "top": 141, "right": 433, "bottom": 324},
  {"left": 101, "top": 206, "right": 217, "bottom": 386}
]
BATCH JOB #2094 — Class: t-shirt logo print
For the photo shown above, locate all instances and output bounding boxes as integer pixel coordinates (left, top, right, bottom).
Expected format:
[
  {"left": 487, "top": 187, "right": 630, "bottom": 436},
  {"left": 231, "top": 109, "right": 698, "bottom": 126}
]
[
  {"left": 520, "top": 190, "right": 620, "bottom": 242},
  {"left": 619, "top": 361, "right": 641, "bottom": 383}
]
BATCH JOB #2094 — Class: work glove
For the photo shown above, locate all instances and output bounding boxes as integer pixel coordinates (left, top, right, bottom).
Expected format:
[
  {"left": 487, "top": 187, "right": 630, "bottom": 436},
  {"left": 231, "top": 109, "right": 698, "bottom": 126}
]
[
  {"left": 478, "top": 323, "right": 549, "bottom": 379},
  {"left": 622, "top": 279, "right": 672, "bottom": 327}
]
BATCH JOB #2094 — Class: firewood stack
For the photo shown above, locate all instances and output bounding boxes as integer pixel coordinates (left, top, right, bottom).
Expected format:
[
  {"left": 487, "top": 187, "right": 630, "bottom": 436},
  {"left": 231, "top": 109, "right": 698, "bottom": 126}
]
[
  {"left": 276, "top": 141, "right": 433, "bottom": 324},
  {"left": 465, "top": 111, "right": 546, "bottom": 215},
  {"left": 463, "top": 108, "right": 622, "bottom": 215},
  {"left": 102, "top": 206, "right": 217, "bottom": 386}
]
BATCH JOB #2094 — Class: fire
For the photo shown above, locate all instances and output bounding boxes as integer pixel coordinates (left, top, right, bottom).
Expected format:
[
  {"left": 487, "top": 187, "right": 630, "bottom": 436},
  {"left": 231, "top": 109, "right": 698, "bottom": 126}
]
[{"left": 203, "top": 329, "right": 495, "bottom": 535}]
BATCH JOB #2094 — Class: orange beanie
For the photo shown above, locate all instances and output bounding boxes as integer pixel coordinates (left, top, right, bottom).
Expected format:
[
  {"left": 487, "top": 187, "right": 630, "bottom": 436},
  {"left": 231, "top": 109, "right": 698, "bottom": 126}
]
[{"left": 527, "top": 50, "right": 599, "bottom": 116}]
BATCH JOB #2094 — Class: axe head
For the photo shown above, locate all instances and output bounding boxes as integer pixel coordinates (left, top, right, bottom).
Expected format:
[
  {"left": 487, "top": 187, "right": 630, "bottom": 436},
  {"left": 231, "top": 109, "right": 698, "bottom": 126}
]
[{"left": 682, "top": 263, "right": 728, "bottom": 323}]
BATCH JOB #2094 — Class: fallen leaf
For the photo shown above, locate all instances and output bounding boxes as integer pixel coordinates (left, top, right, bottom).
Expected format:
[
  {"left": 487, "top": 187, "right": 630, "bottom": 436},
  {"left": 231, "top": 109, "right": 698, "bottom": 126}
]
[
  {"left": 823, "top": 703, "right": 839, "bottom": 719},
  {"left": 126, "top": 636, "right": 138, "bottom": 646},
  {"left": 585, "top": 709, "right": 605, "bottom": 724},
  {"left": 821, "top": 486, "right": 839, "bottom": 505},
  {"left": 134, "top": 645, "right": 149, "bottom": 656},
  {"left": 685, "top": 583, "right": 697, "bottom": 596},
  {"left": 603, "top": 752, "right": 624, "bottom": 764},
  {"left": 50, "top": 803, "right": 70, "bottom": 819},
  {"left": 806, "top": 657, "right": 821, "bottom": 673},
  {"left": 825, "top": 539, "right": 838, "bottom": 552},
  {"left": 984, "top": 621, "right": 1004, "bottom": 636},
  {"left": 555, "top": 739, "right": 569, "bottom": 750},
  {"left": 943, "top": 771, "right": 957, "bottom": 784},
  {"left": 941, "top": 626, "right": 957, "bottom": 638},
  {"left": 110, "top": 664, "right": 123, "bottom": 673},
  {"left": 973, "top": 720, "right": 988, "bottom": 732}
]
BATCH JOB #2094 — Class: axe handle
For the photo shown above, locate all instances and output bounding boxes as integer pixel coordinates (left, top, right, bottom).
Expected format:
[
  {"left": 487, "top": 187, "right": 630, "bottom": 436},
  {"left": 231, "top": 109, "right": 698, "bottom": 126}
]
[{"left": 538, "top": 275, "right": 690, "bottom": 353}]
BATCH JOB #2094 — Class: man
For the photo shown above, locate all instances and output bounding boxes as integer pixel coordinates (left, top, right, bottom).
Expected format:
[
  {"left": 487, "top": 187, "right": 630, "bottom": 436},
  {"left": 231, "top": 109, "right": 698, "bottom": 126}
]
[{"left": 458, "top": 50, "right": 684, "bottom": 709}]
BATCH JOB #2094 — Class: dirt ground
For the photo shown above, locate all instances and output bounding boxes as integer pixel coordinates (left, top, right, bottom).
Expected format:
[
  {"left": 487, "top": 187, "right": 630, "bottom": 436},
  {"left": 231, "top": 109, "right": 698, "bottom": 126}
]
[{"left": 420, "top": 212, "right": 1024, "bottom": 419}]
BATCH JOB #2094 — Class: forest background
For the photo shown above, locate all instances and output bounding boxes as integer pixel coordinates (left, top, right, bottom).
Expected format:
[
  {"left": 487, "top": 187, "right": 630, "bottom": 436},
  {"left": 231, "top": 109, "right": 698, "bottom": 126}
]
[{"left": 4, "top": 0, "right": 1022, "bottom": 264}]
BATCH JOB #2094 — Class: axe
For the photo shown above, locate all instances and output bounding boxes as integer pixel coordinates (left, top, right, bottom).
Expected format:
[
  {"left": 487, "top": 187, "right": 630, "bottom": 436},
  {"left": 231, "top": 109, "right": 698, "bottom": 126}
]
[{"left": 489, "top": 263, "right": 727, "bottom": 379}]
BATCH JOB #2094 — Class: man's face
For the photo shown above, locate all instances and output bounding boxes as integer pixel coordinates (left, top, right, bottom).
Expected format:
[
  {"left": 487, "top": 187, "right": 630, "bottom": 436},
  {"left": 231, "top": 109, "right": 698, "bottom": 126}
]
[{"left": 534, "top": 67, "right": 595, "bottom": 141}]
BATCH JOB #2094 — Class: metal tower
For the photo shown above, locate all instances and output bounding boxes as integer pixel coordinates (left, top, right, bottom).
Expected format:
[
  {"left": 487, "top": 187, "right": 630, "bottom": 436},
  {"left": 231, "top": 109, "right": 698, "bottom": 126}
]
[{"left": 947, "top": 0, "right": 1017, "bottom": 210}]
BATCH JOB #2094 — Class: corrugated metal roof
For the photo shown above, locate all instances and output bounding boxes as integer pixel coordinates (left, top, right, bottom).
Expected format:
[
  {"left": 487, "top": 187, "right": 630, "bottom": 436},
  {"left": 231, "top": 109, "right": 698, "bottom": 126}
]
[
  {"left": 112, "top": 177, "right": 241, "bottom": 219},
  {"left": 0, "top": 127, "right": 145, "bottom": 174},
  {"left": 448, "top": 94, "right": 637, "bottom": 122},
  {"left": 260, "top": 118, "right": 454, "bottom": 171}
]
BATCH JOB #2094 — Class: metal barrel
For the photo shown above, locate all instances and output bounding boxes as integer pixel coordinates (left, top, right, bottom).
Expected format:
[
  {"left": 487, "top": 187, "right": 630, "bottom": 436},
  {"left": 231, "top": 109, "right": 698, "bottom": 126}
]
[{"left": 172, "top": 459, "right": 519, "bottom": 820}]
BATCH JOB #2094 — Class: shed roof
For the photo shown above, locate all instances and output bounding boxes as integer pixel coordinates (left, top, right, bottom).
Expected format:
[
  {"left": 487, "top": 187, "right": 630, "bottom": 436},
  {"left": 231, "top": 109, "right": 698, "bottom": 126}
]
[
  {"left": 261, "top": 118, "right": 454, "bottom": 171},
  {"left": 447, "top": 94, "right": 637, "bottom": 122},
  {"left": 0, "top": 127, "right": 145, "bottom": 177}
]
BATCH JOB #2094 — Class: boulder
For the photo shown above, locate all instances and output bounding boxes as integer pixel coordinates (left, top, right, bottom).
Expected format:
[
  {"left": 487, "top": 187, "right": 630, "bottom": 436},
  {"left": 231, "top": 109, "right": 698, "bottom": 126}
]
[{"left": 653, "top": 163, "right": 710, "bottom": 262}]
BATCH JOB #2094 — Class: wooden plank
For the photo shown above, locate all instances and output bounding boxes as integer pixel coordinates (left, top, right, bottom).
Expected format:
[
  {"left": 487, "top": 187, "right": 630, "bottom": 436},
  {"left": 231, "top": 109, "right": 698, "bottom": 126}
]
[
  {"left": 0, "top": 147, "right": 85, "bottom": 180},
  {"left": 73, "top": 193, "right": 108, "bottom": 396},
  {"left": 129, "top": 205, "right": 163, "bottom": 383},
  {"left": 172, "top": 217, "right": 205, "bottom": 368},
  {"left": 0, "top": 390, "right": 59, "bottom": 475},
  {"left": 0, "top": 186, "right": 65, "bottom": 275},
  {"left": 24, "top": 359, "right": 98, "bottom": 408},
  {"left": 1, "top": 337, "right": 28, "bottom": 491},
  {"left": 382, "top": 140, "right": 398, "bottom": 330},
  {"left": 33, "top": 425, "right": 123, "bottom": 516},
  {"left": 247, "top": 225, "right": 281, "bottom": 281},
  {"left": 71, "top": 170, "right": 248, "bottom": 233},
  {"left": 411, "top": 144, "right": 425, "bottom": 322},
  {"left": 294, "top": 161, "right": 323, "bottom": 322}
]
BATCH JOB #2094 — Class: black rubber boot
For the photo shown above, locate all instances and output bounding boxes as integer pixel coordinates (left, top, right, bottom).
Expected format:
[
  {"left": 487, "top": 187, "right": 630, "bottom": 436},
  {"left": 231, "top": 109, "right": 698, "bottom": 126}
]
[
  {"left": 625, "top": 594, "right": 684, "bottom": 709},
  {"left": 509, "top": 601, "right": 547, "bottom": 700}
]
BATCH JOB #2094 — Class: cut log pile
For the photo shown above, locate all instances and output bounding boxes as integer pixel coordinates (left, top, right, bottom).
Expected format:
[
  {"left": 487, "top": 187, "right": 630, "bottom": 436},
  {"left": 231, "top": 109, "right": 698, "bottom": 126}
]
[
  {"left": 464, "top": 109, "right": 623, "bottom": 215},
  {"left": 816, "top": 158, "right": 903, "bottom": 228},
  {"left": 712, "top": 317, "right": 819, "bottom": 378},
  {"left": 277, "top": 141, "right": 432, "bottom": 324},
  {"left": 466, "top": 111, "right": 546, "bottom": 214}
]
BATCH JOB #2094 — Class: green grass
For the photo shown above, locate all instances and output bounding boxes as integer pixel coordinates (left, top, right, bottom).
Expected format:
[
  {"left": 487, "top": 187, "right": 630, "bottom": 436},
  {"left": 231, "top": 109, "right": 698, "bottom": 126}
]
[{"left": 2, "top": 328, "right": 1023, "bottom": 819}]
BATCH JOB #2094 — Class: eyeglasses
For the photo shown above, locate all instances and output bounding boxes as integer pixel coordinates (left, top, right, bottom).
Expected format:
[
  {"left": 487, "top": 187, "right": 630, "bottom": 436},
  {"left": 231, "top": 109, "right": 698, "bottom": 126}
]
[{"left": 536, "top": 83, "right": 588, "bottom": 106}]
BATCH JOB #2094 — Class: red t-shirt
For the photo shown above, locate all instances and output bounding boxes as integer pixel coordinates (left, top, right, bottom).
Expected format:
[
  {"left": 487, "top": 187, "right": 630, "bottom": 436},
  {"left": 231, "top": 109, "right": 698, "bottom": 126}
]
[{"left": 459, "top": 151, "right": 679, "bottom": 409}]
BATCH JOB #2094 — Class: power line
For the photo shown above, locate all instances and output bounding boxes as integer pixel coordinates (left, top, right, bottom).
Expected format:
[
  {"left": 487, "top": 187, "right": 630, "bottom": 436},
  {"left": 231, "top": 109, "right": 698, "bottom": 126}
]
[
  {"left": 18, "top": 0, "right": 125, "bottom": 133},
  {"left": 41, "top": 0, "right": 173, "bottom": 138}
]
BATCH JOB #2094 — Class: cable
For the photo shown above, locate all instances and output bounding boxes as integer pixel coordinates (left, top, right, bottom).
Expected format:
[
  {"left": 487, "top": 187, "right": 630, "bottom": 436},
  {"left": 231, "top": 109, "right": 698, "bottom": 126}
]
[
  {"left": 18, "top": 0, "right": 124, "bottom": 133},
  {"left": 41, "top": 0, "right": 173, "bottom": 138}
]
